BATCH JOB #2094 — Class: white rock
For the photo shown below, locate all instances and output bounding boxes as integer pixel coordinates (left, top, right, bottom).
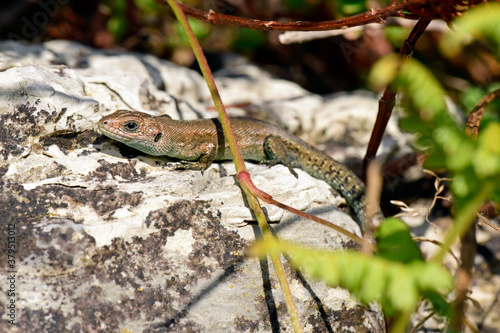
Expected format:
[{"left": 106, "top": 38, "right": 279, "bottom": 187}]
[{"left": 0, "top": 41, "right": 390, "bottom": 333}]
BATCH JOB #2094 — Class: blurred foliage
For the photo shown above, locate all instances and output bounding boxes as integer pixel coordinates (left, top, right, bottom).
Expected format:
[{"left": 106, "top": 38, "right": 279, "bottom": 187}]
[
  {"left": 461, "top": 83, "right": 500, "bottom": 115},
  {"left": 170, "top": 19, "right": 211, "bottom": 48},
  {"left": 101, "top": 0, "right": 371, "bottom": 55},
  {"left": 231, "top": 28, "right": 267, "bottom": 54},
  {"left": 371, "top": 54, "right": 447, "bottom": 119},
  {"left": 0, "top": 0, "right": 497, "bottom": 330},
  {"left": 281, "top": 0, "right": 367, "bottom": 16},
  {"left": 103, "top": 0, "right": 168, "bottom": 41},
  {"left": 440, "top": 3, "right": 500, "bottom": 58},
  {"left": 336, "top": 0, "right": 368, "bottom": 16},
  {"left": 282, "top": 0, "right": 322, "bottom": 12},
  {"left": 252, "top": 218, "right": 453, "bottom": 318},
  {"left": 372, "top": 53, "right": 500, "bottom": 209},
  {"left": 384, "top": 25, "right": 412, "bottom": 48},
  {"left": 370, "top": 2, "right": 500, "bottom": 249},
  {"left": 104, "top": 0, "right": 128, "bottom": 40},
  {"left": 3, "top": 0, "right": 496, "bottom": 95},
  {"left": 439, "top": 3, "right": 500, "bottom": 117},
  {"left": 135, "top": 0, "right": 166, "bottom": 12},
  {"left": 249, "top": 2, "right": 498, "bottom": 329},
  {"left": 278, "top": 0, "right": 367, "bottom": 16}
]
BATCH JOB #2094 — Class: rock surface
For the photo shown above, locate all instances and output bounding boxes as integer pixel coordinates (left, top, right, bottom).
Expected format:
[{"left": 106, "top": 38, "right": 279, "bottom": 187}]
[{"left": 0, "top": 40, "right": 406, "bottom": 332}]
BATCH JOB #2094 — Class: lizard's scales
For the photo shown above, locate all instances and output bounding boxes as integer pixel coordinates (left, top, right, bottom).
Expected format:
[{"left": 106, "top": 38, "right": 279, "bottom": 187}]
[{"left": 98, "top": 110, "right": 381, "bottom": 233}]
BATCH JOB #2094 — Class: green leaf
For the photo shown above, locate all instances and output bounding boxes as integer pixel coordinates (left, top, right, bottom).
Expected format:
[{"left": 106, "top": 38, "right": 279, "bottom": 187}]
[
  {"left": 415, "top": 262, "right": 454, "bottom": 291},
  {"left": 371, "top": 29, "right": 500, "bottom": 257},
  {"left": 440, "top": 3, "right": 500, "bottom": 57},
  {"left": 433, "top": 127, "right": 474, "bottom": 171},
  {"left": 451, "top": 172, "right": 471, "bottom": 198},
  {"left": 387, "top": 266, "right": 418, "bottom": 312},
  {"left": 375, "top": 218, "right": 422, "bottom": 263},
  {"left": 424, "top": 291, "right": 452, "bottom": 317},
  {"left": 251, "top": 239, "right": 453, "bottom": 317},
  {"left": 358, "top": 259, "right": 388, "bottom": 303},
  {"left": 370, "top": 55, "right": 447, "bottom": 119},
  {"left": 385, "top": 26, "right": 411, "bottom": 48},
  {"left": 473, "top": 123, "right": 500, "bottom": 177},
  {"left": 369, "top": 53, "right": 399, "bottom": 87}
]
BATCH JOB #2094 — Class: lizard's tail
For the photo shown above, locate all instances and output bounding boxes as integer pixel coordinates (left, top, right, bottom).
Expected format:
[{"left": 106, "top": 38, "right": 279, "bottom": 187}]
[
  {"left": 349, "top": 196, "right": 384, "bottom": 237},
  {"left": 300, "top": 153, "right": 383, "bottom": 235}
]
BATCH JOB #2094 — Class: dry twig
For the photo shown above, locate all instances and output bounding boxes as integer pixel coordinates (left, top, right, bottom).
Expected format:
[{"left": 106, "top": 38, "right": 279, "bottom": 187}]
[{"left": 155, "top": 0, "right": 475, "bottom": 32}]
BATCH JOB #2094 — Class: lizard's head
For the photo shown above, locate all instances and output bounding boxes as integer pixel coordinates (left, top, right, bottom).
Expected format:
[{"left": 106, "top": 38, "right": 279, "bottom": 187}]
[{"left": 98, "top": 110, "right": 170, "bottom": 155}]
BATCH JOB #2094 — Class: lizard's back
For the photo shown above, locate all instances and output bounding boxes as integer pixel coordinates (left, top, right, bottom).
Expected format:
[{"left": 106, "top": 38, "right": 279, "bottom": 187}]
[{"left": 98, "top": 110, "right": 378, "bottom": 232}]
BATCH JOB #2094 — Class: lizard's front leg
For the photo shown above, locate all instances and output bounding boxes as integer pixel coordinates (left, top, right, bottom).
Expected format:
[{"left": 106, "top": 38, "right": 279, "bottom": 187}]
[
  {"left": 174, "top": 141, "right": 218, "bottom": 174},
  {"left": 262, "top": 136, "right": 299, "bottom": 178}
]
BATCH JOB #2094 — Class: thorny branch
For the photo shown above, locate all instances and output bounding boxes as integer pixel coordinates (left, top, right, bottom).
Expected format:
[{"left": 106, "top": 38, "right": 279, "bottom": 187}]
[
  {"left": 361, "top": 18, "right": 431, "bottom": 179},
  {"left": 156, "top": 0, "right": 479, "bottom": 32}
]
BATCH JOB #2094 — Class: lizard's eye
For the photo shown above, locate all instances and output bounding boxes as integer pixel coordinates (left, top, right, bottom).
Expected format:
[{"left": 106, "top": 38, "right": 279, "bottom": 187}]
[
  {"left": 154, "top": 133, "right": 162, "bottom": 142},
  {"left": 123, "top": 121, "right": 139, "bottom": 132}
]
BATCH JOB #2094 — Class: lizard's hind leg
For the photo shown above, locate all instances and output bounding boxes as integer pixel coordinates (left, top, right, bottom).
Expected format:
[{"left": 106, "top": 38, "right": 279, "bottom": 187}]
[{"left": 262, "top": 136, "right": 299, "bottom": 178}]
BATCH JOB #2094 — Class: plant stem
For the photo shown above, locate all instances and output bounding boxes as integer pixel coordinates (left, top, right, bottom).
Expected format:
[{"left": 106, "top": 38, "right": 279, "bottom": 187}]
[{"left": 164, "top": 1, "right": 303, "bottom": 331}]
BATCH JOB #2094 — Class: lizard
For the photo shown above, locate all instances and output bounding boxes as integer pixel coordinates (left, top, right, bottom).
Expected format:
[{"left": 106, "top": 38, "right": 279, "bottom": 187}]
[{"left": 98, "top": 109, "right": 382, "bottom": 234}]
